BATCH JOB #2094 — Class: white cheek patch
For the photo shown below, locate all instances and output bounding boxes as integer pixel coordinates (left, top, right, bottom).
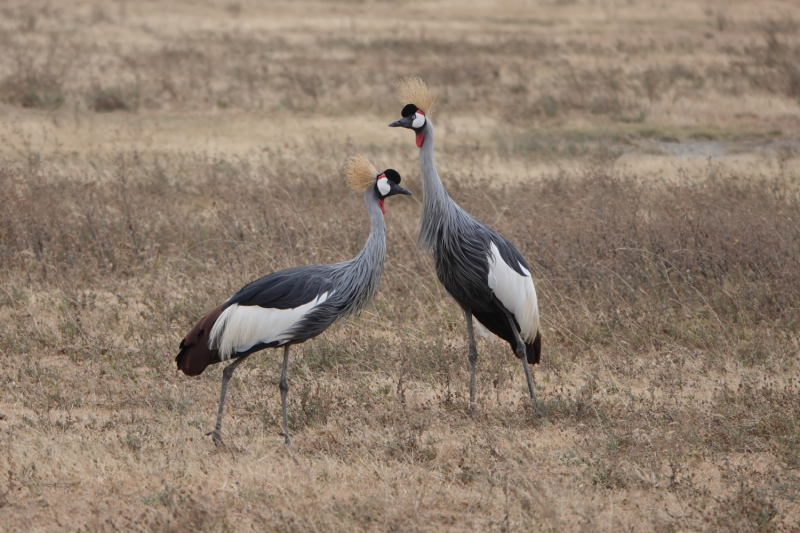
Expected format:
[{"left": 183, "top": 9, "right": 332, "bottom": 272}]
[
  {"left": 412, "top": 113, "right": 426, "bottom": 129},
  {"left": 377, "top": 177, "right": 391, "bottom": 196}
]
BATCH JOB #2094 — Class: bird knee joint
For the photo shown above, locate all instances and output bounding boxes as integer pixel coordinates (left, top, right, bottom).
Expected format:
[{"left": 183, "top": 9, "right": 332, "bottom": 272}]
[{"left": 279, "top": 379, "right": 289, "bottom": 392}]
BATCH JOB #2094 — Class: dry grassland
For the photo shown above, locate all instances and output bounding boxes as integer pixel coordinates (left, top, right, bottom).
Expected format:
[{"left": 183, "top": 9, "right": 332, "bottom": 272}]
[{"left": 1, "top": 0, "right": 800, "bottom": 531}]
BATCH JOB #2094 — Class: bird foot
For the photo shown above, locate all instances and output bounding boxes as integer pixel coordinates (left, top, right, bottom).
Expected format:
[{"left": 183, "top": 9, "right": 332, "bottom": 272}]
[
  {"left": 206, "top": 430, "right": 226, "bottom": 449},
  {"left": 279, "top": 431, "right": 292, "bottom": 446}
]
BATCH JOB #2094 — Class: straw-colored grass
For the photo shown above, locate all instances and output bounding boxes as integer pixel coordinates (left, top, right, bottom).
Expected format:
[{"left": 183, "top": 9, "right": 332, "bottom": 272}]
[{"left": 1, "top": 1, "right": 800, "bottom": 531}]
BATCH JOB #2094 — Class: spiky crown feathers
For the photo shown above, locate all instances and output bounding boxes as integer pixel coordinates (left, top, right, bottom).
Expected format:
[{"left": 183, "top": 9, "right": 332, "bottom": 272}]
[
  {"left": 341, "top": 154, "right": 379, "bottom": 192},
  {"left": 395, "top": 76, "right": 437, "bottom": 115}
]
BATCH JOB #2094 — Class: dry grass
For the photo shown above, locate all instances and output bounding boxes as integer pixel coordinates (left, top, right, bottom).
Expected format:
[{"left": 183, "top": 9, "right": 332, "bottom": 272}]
[{"left": 1, "top": 1, "right": 800, "bottom": 531}]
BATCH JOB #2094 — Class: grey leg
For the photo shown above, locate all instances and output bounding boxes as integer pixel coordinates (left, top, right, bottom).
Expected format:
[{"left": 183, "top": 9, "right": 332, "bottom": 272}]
[
  {"left": 207, "top": 354, "right": 249, "bottom": 448},
  {"left": 279, "top": 344, "right": 292, "bottom": 445},
  {"left": 464, "top": 310, "right": 479, "bottom": 417},
  {"left": 502, "top": 308, "right": 541, "bottom": 416}
]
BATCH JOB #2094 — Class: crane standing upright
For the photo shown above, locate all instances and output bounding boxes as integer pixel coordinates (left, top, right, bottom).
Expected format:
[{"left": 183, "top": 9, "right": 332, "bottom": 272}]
[
  {"left": 176, "top": 155, "right": 411, "bottom": 446},
  {"left": 389, "top": 78, "right": 542, "bottom": 415}
]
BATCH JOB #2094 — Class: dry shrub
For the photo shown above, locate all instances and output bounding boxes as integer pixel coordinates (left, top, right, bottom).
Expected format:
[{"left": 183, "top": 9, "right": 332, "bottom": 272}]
[
  {"left": 641, "top": 63, "right": 705, "bottom": 102},
  {"left": 710, "top": 482, "right": 779, "bottom": 533},
  {"left": 0, "top": 69, "right": 64, "bottom": 109},
  {"left": 0, "top": 52, "right": 66, "bottom": 109},
  {"left": 705, "top": 377, "right": 800, "bottom": 458},
  {"left": 725, "top": 21, "right": 800, "bottom": 99},
  {"left": 87, "top": 85, "right": 136, "bottom": 112}
]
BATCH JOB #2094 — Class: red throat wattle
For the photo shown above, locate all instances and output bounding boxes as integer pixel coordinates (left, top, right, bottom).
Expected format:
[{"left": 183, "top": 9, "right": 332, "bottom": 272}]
[
  {"left": 379, "top": 199, "right": 385, "bottom": 214},
  {"left": 414, "top": 109, "right": 426, "bottom": 148}
]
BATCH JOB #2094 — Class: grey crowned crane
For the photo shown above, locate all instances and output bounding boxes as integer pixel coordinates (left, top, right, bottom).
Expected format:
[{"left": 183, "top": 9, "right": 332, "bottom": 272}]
[
  {"left": 176, "top": 155, "right": 411, "bottom": 446},
  {"left": 389, "top": 78, "right": 542, "bottom": 415}
]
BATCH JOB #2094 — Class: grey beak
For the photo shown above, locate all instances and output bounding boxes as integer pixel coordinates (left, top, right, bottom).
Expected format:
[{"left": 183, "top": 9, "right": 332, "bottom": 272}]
[
  {"left": 398, "top": 186, "right": 412, "bottom": 196},
  {"left": 389, "top": 116, "right": 414, "bottom": 128}
]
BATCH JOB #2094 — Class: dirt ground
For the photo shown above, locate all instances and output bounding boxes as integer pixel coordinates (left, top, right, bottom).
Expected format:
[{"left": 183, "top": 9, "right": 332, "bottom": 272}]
[{"left": 1, "top": 0, "right": 799, "bottom": 531}]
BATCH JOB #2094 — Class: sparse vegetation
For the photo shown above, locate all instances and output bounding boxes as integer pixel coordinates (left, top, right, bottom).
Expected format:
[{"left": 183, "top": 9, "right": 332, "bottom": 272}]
[{"left": 1, "top": 0, "right": 800, "bottom": 531}]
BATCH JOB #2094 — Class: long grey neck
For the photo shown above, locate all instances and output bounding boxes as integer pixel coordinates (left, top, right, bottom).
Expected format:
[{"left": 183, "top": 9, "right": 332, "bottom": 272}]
[
  {"left": 337, "top": 187, "right": 386, "bottom": 315},
  {"left": 357, "top": 187, "right": 387, "bottom": 268},
  {"left": 418, "top": 120, "right": 455, "bottom": 251}
]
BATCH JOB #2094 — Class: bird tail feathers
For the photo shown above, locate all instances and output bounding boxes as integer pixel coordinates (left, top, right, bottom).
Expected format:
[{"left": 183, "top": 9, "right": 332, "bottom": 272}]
[
  {"left": 175, "top": 303, "right": 226, "bottom": 376},
  {"left": 525, "top": 330, "right": 541, "bottom": 365}
]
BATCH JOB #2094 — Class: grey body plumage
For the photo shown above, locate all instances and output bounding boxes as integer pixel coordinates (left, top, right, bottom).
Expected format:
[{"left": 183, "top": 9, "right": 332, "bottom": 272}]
[
  {"left": 176, "top": 167, "right": 410, "bottom": 446},
  {"left": 391, "top": 105, "right": 541, "bottom": 414},
  {"left": 418, "top": 122, "right": 528, "bottom": 301},
  {"left": 284, "top": 190, "right": 387, "bottom": 340},
  {"left": 216, "top": 189, "right": 387, "bottom": 357}
]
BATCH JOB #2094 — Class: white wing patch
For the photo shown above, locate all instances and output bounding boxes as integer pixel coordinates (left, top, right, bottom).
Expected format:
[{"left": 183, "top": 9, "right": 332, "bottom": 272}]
[
  {"left": 209, "top": 292, "right": 331, "bottom": 360},
  {"left": 487, "top": 242, "right": 539, "bottom": 343}
]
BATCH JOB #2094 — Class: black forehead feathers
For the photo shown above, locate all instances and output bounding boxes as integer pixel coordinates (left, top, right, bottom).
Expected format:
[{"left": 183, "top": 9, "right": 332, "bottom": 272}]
[
  {"left": 382, "top": 168, "right": 401, "bottom": 185},
  {"left": 400, "top": 104, "right": 418, "bottom": 118}
]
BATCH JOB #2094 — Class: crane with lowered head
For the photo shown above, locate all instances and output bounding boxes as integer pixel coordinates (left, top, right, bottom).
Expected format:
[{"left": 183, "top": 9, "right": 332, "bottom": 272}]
[
  {"left": 389, "top": 77, "right": 542, "bottom": 415},
  {"left": 175, "top": 155, "right": 411, "bottom": 446}
]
